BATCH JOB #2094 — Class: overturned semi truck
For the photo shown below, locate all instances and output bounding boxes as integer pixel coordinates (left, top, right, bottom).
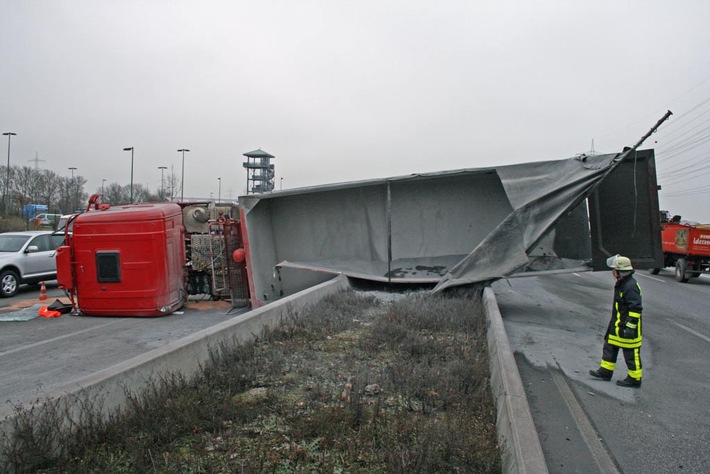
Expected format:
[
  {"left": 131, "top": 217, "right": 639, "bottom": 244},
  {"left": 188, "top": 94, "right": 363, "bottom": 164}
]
[
  {"left": 55, "top": 150, "right": 663, "bottom": 316},
  {"left": 55, "top": 115, "right": 670, "bottom": 315}
]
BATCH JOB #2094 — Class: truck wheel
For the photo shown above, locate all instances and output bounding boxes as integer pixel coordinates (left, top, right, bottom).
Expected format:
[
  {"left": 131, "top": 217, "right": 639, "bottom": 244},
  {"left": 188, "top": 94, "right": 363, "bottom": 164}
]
[
  {"left": 0, "top": 269, "right": 20, "bottom": 297},
  {"left": 675, "top": 258, "right": 689, "bottom": 283},
  {"left": 649, "top": 268, "right": 660, "bottom": 275},
  {"left": 691, "top": 272, "right": 701, "bottom": 278}
]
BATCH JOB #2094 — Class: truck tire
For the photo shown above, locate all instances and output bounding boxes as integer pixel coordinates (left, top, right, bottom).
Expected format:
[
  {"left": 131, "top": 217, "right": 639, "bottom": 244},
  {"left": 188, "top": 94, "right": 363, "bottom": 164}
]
[
  {"left": 675, "top": 258, "right": 689, "bottom": 283},
  {"left": 0, "top": 269, "right": 20, "bottom": 297},
  {"left": 649, "top": 268, "right": 660, "bottom": 275}
]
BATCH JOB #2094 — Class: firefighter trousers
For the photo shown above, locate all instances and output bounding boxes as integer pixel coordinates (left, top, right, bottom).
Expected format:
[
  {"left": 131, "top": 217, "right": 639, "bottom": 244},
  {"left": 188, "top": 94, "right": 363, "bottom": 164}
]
[{"left": 599, "top": 341, "right": 642, "bottom": 381}]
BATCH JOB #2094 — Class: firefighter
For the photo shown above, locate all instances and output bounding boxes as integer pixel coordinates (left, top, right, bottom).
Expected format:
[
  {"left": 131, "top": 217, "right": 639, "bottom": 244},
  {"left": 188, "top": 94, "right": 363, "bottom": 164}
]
[{"left": 589, "top": 254, "right": 643, "bottom": 388}]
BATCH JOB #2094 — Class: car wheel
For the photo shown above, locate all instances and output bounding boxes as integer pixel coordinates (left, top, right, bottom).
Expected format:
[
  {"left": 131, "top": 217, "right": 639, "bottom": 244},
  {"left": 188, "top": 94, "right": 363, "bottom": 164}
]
[{"left": 0, "top": 269, "right": 20, "bottom": 297}]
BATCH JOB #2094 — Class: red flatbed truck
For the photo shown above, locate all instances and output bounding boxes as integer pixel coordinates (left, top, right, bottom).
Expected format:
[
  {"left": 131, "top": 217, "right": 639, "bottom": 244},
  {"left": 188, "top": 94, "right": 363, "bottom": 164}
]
[{"left": 650, "top": 212, "right": 710, "bottom": 282}]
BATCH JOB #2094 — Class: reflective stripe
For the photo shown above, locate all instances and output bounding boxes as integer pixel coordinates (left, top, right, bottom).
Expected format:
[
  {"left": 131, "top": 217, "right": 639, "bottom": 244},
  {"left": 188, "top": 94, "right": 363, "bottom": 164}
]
[
  {"left": 608, "top": 334, "right": 642, "bottom": 348},
  {"left": 629, "top": 349, "right": 642, "bottom": 379},
  {"left": 601, "top": 360, "right": 615, "bottom": 371},
  {"left": 626, "top": 322, "right": 637, "bottom": 329},
  {"left": 629, "top": 312, "right": 641, "bottom": 318}
]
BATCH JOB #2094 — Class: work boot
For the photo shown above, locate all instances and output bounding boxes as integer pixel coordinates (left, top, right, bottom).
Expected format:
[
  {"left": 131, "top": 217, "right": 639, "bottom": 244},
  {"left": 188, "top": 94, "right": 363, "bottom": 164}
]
[
  {"left": 589, "top": 369, "right": 612, "bottom": 381},
  {"left": 616, "top": 376, "right": 642, "bottom": 388}
]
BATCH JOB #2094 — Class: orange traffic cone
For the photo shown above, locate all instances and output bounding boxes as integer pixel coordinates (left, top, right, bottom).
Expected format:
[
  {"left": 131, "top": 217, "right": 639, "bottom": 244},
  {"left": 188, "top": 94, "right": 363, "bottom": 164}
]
[{"left": 39, "top": 281, "right": 47, "bottom": 301}]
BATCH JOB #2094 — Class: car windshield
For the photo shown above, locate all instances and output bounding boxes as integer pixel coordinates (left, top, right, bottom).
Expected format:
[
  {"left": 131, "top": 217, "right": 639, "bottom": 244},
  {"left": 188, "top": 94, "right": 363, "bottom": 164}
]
[{"left": 0, "top": 235, "right": 31, "bottom": 252}]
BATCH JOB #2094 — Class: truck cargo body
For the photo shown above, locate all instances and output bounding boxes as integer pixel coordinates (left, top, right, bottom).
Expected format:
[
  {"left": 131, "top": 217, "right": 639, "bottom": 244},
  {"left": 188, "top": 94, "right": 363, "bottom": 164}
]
[
  {"left": 56, "top": 203, "right": 186, "bottom": 316},
  {"left": 653, "top": 222, "right": 710, "bottom": 282}
]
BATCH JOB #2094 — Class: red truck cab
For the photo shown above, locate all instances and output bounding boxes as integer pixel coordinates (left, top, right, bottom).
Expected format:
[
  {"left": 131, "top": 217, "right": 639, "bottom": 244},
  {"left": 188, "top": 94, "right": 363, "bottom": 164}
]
[{"left": 56, "top": 202, "right": 186, "bottom": 316}]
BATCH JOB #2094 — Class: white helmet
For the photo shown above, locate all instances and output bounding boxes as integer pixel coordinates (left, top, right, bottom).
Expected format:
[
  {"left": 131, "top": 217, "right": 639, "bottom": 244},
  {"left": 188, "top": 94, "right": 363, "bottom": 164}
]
[{"left": 606, "top": 254, "right": 633, "bottom": 271}]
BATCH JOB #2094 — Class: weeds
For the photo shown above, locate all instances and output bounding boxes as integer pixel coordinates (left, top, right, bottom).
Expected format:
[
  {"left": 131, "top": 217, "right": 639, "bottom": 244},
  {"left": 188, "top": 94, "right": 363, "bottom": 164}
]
[{"left": 1, "top": 289, "right": 500, "bottom": 473}]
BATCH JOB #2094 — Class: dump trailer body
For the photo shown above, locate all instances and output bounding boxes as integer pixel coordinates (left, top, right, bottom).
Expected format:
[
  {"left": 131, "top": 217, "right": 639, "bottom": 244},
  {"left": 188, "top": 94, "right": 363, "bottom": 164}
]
[
  {"left": 654, "top": 222, "right": 710, "bottom": 282},
  {"left": 239, "top": 150, "right": 663, "bottom": 306},
  {"left": 56, "top": 203, "right": 186, "bottom": 316},
  {"left": 662, "top": 223, "right": 710, "bottom": 256}
]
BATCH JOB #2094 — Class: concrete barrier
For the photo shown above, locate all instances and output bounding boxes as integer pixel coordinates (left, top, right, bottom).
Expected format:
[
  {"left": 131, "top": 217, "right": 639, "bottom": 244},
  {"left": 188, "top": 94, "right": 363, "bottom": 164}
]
[{"left": 483, "top": 286, "right": 548, "bottom": 473}]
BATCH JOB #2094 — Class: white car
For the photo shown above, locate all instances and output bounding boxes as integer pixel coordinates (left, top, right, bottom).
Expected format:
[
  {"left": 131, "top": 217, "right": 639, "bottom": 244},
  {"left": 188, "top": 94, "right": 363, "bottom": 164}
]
[{"left": 0, "top": 231, "right": 65, "bottom": 297}]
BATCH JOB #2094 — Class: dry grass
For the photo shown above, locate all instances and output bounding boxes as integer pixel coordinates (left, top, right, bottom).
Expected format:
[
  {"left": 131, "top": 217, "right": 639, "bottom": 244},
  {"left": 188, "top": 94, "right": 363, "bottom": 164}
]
[{"left": 1, "top": 289, "right": 500, "bottom": 473}]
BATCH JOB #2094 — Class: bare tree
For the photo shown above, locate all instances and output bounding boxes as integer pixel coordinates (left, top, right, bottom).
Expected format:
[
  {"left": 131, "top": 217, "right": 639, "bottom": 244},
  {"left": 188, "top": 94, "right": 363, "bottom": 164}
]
[
  {"left": 70, "top": 176, "right": 88, "bottom": 211},
  {"left": 37, "top": 169, "right": 61, "bottom": 212},
  {"left": 131, "top": 183, "right": 152, "bottom": 204},
  {"left": 11, "top": 166, "right": 42, "bottom": 216},
  {"left": 103, "top": 182, "right": 130, "bottom": 205},
  {"left": 165, "top": 166, "right": 180, "bottom": 202}
]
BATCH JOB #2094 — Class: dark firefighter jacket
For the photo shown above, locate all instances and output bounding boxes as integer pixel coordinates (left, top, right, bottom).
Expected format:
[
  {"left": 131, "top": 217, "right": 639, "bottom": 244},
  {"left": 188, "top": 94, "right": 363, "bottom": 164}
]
[{"left": 605, "top": 272, "right": 643, "bottom": 349}]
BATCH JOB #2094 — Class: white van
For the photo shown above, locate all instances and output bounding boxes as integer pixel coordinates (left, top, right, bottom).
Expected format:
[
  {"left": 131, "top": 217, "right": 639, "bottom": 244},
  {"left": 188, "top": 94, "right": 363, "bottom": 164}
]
[{"left": 31, "top": 213, "right": 62, "bottom": 229}]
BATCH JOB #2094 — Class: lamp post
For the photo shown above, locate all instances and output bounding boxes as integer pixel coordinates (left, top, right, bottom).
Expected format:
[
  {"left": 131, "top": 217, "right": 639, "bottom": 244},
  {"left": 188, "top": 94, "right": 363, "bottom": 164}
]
[
  {"left": 178, "top": 149, "right": 189, "bottom": 201},
  {"left": 217, "top": 177, "right": 221, "bottom": 203},
  {"left": 68, "top": 167, "right": 77, "bottom": 211},
  {"left": 3, "top": 132, "right": 17, "bottom": 216},
  {"left": 123, "top": 147, "right": 134, "bottom": 203},
  {"left": 158, "top": 166, "right": 167, "bottom": 200}
]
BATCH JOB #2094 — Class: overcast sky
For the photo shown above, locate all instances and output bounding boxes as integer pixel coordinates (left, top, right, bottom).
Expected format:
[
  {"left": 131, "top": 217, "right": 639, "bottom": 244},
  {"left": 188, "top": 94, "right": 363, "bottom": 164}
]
[{"left": 2, "top": 1, "right": 710, "bottom": 220}]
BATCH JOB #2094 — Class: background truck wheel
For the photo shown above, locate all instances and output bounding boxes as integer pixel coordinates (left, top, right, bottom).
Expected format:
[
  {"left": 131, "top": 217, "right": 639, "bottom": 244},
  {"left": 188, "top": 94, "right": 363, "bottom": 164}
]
[
  {"left": 0, "top": 269, "right": 20, "bottom": 297},
  {"left": 675, "top": 258, "right": 689, "bottom": 283},
  {"left": 649, "top": 268, "right": 660, "bottom": 275},
  {"left": 691, "top": 272, "right": 701, "bottom": 278}
]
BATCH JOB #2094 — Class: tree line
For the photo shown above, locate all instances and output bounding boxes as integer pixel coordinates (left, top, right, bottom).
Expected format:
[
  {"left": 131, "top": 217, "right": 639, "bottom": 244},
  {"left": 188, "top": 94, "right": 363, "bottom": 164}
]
[{"left": 1, "top": 165, "right": 182, "bottom": 218}]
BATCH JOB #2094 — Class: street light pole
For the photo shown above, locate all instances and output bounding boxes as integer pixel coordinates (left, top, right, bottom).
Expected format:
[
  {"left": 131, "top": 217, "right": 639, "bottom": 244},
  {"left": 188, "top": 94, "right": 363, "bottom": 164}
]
[
  {"left": 158, "top": 166, "right": 167, "bottom": 200},
  {"left": 218, "top": 177, "right": 221, "bottom": 203},
  {"left": 3, "top": 132, "right": 17, "bottom": 216},
  {"left": 68, "top": 167, "right": 77, "bottom": 211},
  {"left": 178, "top": 149, "right": 189, "bottom": 201},
  {"left": 123, "top": 147, "right": 134, "bottom": 203}
]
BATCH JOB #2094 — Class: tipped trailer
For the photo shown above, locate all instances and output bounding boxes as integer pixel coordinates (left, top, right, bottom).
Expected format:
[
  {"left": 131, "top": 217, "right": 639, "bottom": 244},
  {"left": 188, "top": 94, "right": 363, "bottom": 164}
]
[
  {"left": 56, "top": 196, "right": 249, "bottom": 316},
  {"left": 650, "top": 213, "right": 710, "bottom": 282}
]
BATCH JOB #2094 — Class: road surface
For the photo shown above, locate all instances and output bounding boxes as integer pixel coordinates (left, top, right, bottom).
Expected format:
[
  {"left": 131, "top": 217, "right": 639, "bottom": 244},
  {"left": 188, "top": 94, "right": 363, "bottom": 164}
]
[
  {"left": 493, "top": 270, "right": 710, "bottom": 474},
  {"left": 0, "top": 287, "right": 248, "bottom": 414}
]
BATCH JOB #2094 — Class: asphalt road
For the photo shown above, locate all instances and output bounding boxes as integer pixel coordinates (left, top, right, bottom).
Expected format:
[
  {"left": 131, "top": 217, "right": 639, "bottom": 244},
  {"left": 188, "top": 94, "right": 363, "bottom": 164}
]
[
  {"left": 493, "top": 270, "right": 710, "bottom": 474},
  {"left": 0, "top": 287, "right": 248, "bottom": 415},
  {"left": 0, "top": 280, "right": 65, "bottom": 306}
]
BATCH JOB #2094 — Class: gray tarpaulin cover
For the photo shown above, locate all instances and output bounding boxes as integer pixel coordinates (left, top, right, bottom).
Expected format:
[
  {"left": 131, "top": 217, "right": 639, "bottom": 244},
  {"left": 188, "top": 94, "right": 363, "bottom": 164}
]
[{"left": 239, "top": 153, "right": 622, "bottom": 305}]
